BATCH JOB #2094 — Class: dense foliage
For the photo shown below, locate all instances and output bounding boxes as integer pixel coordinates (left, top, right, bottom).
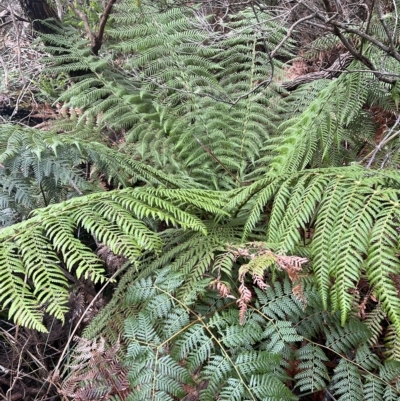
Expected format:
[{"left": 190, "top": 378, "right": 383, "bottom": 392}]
[{"left": 1, "top": 0, "right": 400, "bottom": 400}]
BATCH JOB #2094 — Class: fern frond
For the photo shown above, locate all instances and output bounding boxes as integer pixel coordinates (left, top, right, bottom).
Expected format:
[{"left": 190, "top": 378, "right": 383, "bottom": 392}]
[
  {"left": 329, "top": 184, "right": 381, "bottom": 324},
  {"left": 0, "top": 125, "right": 190, "bottom": 228},
  {"left": 331, "top": 359, "right": 364, "bottom": 401},
  {"left": 0, "top": 242, "right": 47, "bottom": 331},
  {"left": 366, "top": 202, "right": 400, "bottom": 336},
  {"left": 227, "top": 167, "right": 400, "bottom": 335},
  {"left": 269, "top": 64, "right": 377, "bottom": 174},
  {"left": 324, "top": 319, "right": 371, "bottom": 355},
  {"left": 0, "top": 185, "right": 225, "bottom": 329},
  {"left": 295, "top": 343, "right": 329, "bottom": 392}
]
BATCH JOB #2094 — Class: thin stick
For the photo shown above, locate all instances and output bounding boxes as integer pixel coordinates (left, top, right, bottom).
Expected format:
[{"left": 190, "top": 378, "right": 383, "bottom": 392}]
[{"left": 50, "top": 264, "right": 128, "bottom": 380}]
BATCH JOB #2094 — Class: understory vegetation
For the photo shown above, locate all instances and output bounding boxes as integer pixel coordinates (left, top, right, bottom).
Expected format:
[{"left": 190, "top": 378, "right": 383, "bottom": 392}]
[{"left": 1, "top": 0, "right": 400, "bottom": 400}]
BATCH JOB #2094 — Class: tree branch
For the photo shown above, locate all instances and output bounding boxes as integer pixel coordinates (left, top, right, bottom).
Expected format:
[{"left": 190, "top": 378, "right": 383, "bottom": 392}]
[
  {"left": 270, "top": 13, "right": 317, "bottom": 58},
  {"left": 299, "top": 0, "right": 399, "bottom": 84},
  {"left": 70, "top": 4, "right": 96, "bottom": 45},
  {"left": 71, "top": 0, "right": 117, "bottom": 55},
  {"left": 92, "top": 0, "right": 118, "bottom": 55},
  {"left": 376, "top": 0, "right": 396, "bottom": 53}
]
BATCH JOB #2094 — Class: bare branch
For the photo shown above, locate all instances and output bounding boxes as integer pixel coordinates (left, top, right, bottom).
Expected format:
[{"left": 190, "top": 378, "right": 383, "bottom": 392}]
[
  {"left": 70, "top": 4, "right": 95, "bottom": 45},
  {"left": 376, "top": 0, "right": 396, "bottom": 52},
  {"left": 319, "top": 13, "right": 400, "bottom": 63},
  {"left": 364, "top": 115, "right": 400, "bottom": 168},
  {"left": 71, "top": 0, "right": 118, "bottom": 55},
  {"left": 93, "top": 0, "right": 118, "bottom": 55},
  {"left": 295, "top": 0, "right": 399, "bottom": 83},
  {"left": 270, "top": 13, "right": 317, "bottom": 58}
]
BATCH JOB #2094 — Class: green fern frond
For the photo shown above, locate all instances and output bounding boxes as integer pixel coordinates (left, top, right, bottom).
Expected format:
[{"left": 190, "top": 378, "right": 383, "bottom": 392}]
[
  {"left": 325, "top": 319, "right": 371, "bottom": 355},
  {"left": 366, "top": 202, "right": 400, "bottom": 335},
  {"left": 329, "top": 184, "right": 381, "bottom": 324},
  {"left": 10, "top": 2, "right": 400, "bottom": 399},
  {"left": 0, "top": 124, "right": 189, "bottom": 196},
  {"left": 364, "top": 304, "right": 386, "bottom": 347},
  {"left": 224, "top": 167, "right": 400, "bottom": 340},
  {"left": 256, "top": 280, "right": 305, "bottom": 322},
  {"left": 0, "top": 185, "right": 225, "bottom": 329},
  {"left": 42, "top": 1, "right": 291, "bottom": 189},
  {"left": 0, "top": 242, "right": 48, "bottom": 332},
  {"left": 269, "top": 65, "right": 377, "bottom": 174},
  {"left": 295, "top": 343, "right": 329, "bottom": 393},
  {"left": 115, "top": 269, "right": 400, "bottom": 400},
  {"left": 384, "top": 326, "right": 400, "bottom": 360},
  {"left": 331, "top": 359, "right": 364, "bottom": 401},
  {"left": 363, "top": 376, "right": 385, "bottom": 401}
]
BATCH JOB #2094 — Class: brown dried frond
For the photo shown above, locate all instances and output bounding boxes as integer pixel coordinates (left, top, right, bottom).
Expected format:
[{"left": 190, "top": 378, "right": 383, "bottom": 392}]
[
  {"left": 211, "top": 280, "right": 232, "bottom": 298},
  {"left": 286, "top": 57, "right": 310, "bottom": 81},
  {"left": 83, "top": 295, "right": 106, "bottom": 324},
  {"left": 253, "top": 274, "right": 268, "bottom": 291},
  {"left": 74, "top": 386, "right": 110, "bottom": 401},
  {"left": 292, "top": 283, "right": 306, "bottom": 305},
  {"left": 60, "top": 336, "right": 130, "bottom": 401},
  {"left": 276, "top": 255, "right": 308, "bottom": 272},
  {"left": 276, "top": 255, "right": 308, "bottom": 303},
  {"left": 228, "top": 244, "right": 250, "bottom": 260},
  {"left": 68, "top": 290, "right": 86, "bottom": 323},
  {"left": 67, "top": 288, "right": 106, "bottom": 327},
  {"left": 221, "top": 243, "right": 308, "bottom": 323},
  {"left": 358, "top": 294, "right": 370, "bottom": 319},
  {"left": 237, "top": 283, "right": 252, "bottom": 325},
  {"left": 276, "top": 255, "right": 308, "bottom": 283}
]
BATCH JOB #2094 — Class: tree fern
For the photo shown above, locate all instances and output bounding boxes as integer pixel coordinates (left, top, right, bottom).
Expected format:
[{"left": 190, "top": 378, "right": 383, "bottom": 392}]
[
  {"left": 4, "top": 1, "right": 400, "bottom": 400},
  {"left": 268, "top": 65, "right": 370, "bottom": 174},
  {"left": 0, "top": 124, "right": 190, "bottom": 228}
]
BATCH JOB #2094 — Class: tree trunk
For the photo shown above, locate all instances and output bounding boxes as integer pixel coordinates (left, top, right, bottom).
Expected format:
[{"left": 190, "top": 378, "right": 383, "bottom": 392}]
[{"left": 18, "top": 0, "right": 60, "bottom": 34}]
